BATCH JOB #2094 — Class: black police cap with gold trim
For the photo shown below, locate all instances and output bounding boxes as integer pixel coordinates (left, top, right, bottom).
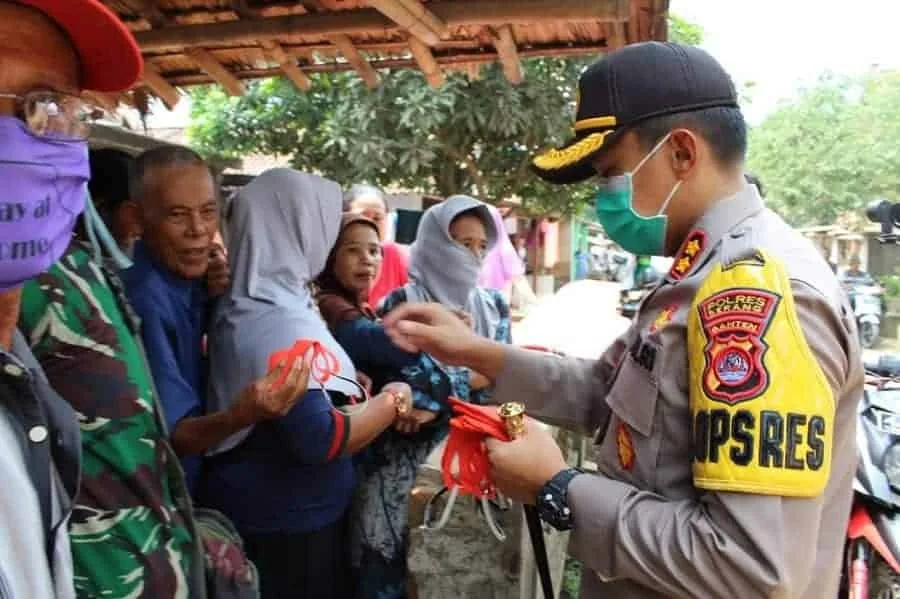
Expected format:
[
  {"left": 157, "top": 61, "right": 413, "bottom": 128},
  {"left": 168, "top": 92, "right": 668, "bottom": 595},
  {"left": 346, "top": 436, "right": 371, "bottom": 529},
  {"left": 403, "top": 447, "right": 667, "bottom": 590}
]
[{"left": 532, "top": 42, "right": 739, "bottom": 185}]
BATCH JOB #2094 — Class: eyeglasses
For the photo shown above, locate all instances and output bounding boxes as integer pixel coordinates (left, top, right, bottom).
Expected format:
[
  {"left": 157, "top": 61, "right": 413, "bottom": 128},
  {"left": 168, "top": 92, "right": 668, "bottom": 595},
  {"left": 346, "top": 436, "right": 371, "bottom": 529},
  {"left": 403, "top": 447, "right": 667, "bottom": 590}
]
[{"left": 0, "top": 90, "right": 110, "bottom": 141}]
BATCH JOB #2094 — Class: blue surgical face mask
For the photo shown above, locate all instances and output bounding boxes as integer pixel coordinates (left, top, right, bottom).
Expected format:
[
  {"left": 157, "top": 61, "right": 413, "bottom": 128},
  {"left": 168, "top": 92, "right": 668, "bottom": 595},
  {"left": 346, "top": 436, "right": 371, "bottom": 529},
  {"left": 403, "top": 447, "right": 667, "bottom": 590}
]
[{"left": 594, "top": 133, "right": 682, "bottom": 256}]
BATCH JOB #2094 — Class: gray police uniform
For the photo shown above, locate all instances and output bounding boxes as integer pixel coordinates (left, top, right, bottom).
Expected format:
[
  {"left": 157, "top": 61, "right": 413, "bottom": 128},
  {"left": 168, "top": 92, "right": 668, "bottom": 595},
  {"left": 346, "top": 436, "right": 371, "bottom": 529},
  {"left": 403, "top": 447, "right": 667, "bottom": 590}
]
[{"left": 494, "top": 183, "right": 863, "bottom": 598}]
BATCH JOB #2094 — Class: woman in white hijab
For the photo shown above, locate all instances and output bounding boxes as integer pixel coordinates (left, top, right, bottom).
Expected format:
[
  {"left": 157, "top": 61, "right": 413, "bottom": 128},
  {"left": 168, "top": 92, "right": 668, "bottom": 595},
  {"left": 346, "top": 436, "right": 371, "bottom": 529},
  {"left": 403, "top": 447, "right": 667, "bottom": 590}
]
[{"left": 200, "top": 168, "right": 415, "bottom": 599}]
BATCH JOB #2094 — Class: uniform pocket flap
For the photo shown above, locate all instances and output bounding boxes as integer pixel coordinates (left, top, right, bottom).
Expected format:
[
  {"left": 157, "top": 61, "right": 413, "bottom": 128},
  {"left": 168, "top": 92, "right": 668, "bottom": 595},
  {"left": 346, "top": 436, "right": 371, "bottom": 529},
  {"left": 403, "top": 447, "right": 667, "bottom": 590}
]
[{"left": 605, "top": 353, "right": 659, "bottom": 437}]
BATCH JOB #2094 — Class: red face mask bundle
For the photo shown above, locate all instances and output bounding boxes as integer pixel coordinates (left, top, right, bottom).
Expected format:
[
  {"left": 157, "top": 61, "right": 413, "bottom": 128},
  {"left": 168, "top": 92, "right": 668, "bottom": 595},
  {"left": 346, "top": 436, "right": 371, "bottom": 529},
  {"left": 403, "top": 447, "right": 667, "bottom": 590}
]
[
  {"left": 267, "top": 340, "right": 340, "bottom": 390},
  {"left": 441, "top": 397, "right": 511, "bottom": 500},
  {"left": 267, "top": 340, "right": 370, "bottom": 416}
]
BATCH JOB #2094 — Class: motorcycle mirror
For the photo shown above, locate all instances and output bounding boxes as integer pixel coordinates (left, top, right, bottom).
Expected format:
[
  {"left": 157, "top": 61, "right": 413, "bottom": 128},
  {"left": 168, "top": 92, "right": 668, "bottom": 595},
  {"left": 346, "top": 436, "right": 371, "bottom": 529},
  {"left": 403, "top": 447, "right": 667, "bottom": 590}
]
[{"left": 866, "top": 199, "right": 900, "bottom": 241}]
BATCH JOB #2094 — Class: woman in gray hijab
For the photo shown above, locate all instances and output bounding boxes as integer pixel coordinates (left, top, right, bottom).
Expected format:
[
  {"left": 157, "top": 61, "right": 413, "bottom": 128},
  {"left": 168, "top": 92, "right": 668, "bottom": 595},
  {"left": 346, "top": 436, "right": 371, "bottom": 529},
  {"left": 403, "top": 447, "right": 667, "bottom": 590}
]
[
  {"left": 199, "top": 168, "right": 415, "bottom": 599},
  {"left": 379, "top": 194, "right": 512, "bottom": 384},
  {"left": 349, "top": 195, "right": 511, "bottom": 597}
]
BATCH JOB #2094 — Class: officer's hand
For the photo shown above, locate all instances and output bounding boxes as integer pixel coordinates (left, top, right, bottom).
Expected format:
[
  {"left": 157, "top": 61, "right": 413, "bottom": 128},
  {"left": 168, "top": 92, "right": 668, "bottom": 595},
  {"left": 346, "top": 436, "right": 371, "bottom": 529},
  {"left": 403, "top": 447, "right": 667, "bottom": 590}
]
[
  {"left": 485, "top": 420, "right": 568, "bottom": 505},
  {"left": 382, "top": 303, "right": 484, "bottom": 365}
]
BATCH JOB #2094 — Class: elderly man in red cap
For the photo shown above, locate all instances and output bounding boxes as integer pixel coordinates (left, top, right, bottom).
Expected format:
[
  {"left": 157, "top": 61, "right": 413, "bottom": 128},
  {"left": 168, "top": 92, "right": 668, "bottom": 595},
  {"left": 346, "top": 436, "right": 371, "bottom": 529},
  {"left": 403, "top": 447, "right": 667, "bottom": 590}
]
[{"left": 0, "top": 2, "right": 142, "bottom": 597}]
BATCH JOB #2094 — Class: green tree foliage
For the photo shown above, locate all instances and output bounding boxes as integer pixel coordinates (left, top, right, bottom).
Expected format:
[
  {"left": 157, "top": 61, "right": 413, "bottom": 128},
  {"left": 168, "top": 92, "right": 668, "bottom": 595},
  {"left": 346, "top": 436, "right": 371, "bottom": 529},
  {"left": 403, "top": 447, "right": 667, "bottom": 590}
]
[
  {"left": 189, "top": 16, "right": 702, "bottom": 214},
  {"left": 668, "top": 14, "right": 704, "bottom": 46},
  {"left": 748, "top": 70, "right": 900, "bottom": 226},
  {"left": 190, "top": 59, "right": 594, "bottom": 214}
]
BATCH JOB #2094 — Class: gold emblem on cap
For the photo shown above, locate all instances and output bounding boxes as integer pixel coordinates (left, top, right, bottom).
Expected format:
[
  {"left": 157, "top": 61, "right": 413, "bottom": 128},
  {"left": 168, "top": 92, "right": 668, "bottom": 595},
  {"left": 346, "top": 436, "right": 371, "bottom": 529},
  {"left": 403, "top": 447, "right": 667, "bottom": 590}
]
[
  {"left": 532, "top": 130, "right": 614, "bottom": 172},
  {"left": 498, "top": 402, "right": 526, "bottom": 440}
]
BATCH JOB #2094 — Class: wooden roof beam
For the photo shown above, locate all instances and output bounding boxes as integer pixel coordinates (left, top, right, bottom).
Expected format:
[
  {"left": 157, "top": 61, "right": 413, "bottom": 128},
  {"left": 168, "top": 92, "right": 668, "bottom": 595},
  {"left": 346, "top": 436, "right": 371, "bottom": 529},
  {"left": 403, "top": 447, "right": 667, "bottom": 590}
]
[
  {"left": 140, "top": 62, "right": 180, "bottom": 109},
  {"left": 135, "top": 0, "right": 627, "bottom": 51},
  {"left": 167, "top": 42, "right": 608, "bottom": 86},
  {"left": 491, "top": 25, "right": 523, "bottom": 85},
  {"left": 650, "top": 0, "right": 669, "bottom": 41},
  {"left": 185, "top": 47, "right": 246, "bottom": 96},
  {"left": 231, "top": 0, "right": 262, "bottom": 20},
  {"left": 328, "top": 35, "right": 379, "bottom": 89},
  {"left": 366, "top": 0, "right": 447, "bottom": 46},
  {"left": 261, "top": 41, "right": 312, "bottom": 91},
  {"left": 124, "top": 0, "right": 169, "bottom": 28},
  {"left": 407, "top": 37, "right": 443, "bottom": 88}
]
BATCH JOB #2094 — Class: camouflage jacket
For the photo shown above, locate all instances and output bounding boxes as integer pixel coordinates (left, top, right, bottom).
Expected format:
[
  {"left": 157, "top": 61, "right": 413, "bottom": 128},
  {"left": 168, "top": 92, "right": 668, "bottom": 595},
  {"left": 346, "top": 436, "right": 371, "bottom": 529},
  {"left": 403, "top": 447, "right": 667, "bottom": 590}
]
[{"left": 18, "top": 242, "right": 205, "bottom": 599}]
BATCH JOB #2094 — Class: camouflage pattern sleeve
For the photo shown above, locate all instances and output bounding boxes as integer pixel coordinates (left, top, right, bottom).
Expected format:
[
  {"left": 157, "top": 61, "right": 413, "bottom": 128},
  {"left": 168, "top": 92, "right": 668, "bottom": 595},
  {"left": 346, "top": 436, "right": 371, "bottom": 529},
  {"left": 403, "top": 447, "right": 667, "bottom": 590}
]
[{"left": 18, "top": 246, "right": 196, "bottom": 599}]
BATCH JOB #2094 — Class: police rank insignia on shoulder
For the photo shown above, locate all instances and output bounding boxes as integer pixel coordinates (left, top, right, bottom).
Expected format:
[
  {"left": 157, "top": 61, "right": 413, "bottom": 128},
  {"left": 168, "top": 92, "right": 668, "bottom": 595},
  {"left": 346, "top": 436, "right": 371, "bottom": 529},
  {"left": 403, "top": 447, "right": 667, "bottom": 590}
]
[
  {"left": 687, "top": 250, "right": 835, "bottom": 498},
  {"left": 669, "top": 229, "right": 707, "bottom": 280}
]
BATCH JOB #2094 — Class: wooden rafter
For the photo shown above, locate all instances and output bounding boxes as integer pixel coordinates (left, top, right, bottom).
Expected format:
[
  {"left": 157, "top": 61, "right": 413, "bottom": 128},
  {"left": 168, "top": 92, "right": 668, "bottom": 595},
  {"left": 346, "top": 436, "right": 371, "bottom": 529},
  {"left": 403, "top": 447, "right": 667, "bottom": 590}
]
[
  {"left": 231, "top": 0, "right": 262, "bottom": 20},
  {"left": 367, "top": 0, "right": 446, "bottom": 46},
  {"left": 407, "top": 37, "right": 443, "bottom": 88},
  {"left": 396, "top": 0, "right": 448, "bottom": 35},
  {"left": 649, "top": 0, "right": 669, "bottom": 40},
  {"left": 123, "top": 0, "right": 169, "bottom": 28},
  {"left": 491, "top": 25, "right": 523, "bottom": 85},
  {"left": 139, "top": 62, "right": 180, "bottom": 109},
  {"left": 300, "top": 0, "right": 379, "bottom": 89},
  {"left": 608, "top": 21, "right": 627, "bottom": 50},
  {"left": 165, "top": 42, "right": 608, "bottom": 87},
  {"left": 185, "top": 47, "right": 246, "bottom": 96},
  {"left": 134, "top": 0, "right": 627, "bottom": 51},
  {"left": 261, "top": 41, "right": 312, "bottom": 91},
  {"left": 626, "top": 0, "right": 641, "bottom": 44},
  {"left": 328, "top": 35, "right": 380, "bottom": 89}
]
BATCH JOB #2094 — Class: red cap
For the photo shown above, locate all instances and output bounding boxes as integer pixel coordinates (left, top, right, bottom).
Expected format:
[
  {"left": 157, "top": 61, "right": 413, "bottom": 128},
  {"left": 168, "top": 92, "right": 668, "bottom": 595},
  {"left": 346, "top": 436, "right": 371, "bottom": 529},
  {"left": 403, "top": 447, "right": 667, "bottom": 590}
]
[{"left": 16, "top": 0, "right": 143, "bottom": 93}]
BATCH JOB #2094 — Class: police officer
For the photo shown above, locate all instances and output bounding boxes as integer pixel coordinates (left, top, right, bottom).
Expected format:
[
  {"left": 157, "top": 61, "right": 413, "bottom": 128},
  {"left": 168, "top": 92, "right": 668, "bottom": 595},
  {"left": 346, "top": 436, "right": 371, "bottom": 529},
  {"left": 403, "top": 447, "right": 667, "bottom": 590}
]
[{"left": 384, "top": 42, "right": 863, "bottom": 598}]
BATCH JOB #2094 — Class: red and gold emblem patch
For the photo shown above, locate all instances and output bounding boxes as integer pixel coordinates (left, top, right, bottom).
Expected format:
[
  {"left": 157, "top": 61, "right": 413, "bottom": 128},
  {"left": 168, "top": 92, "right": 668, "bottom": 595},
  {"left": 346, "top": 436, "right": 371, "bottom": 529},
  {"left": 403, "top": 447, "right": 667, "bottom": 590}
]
[
  {"left": 669, "top": 229, "right": 707, "bottom": 280},
  {"left": 649, "top": 304, "right": 678, "bottom": 333},
  {"left": 616, "top": 422, "right": 635, "bottom": 470},
  {"left": 697, "top": 288, "right": 781, "bottom": 405}
]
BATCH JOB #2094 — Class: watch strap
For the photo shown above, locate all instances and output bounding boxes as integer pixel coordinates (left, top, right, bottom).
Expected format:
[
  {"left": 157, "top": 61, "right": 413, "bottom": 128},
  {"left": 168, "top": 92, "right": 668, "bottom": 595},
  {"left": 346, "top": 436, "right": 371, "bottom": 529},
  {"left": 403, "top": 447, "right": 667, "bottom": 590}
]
[{"left": 536, "top": 467, "right": 582, "bottom": 531}]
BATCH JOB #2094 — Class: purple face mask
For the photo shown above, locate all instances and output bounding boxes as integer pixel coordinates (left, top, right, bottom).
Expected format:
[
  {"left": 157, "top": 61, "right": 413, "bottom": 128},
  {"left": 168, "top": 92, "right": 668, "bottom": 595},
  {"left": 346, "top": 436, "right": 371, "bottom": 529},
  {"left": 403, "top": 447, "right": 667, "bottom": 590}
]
[{"left": 0, "top": 116, "right": 89, "bottom": 291}]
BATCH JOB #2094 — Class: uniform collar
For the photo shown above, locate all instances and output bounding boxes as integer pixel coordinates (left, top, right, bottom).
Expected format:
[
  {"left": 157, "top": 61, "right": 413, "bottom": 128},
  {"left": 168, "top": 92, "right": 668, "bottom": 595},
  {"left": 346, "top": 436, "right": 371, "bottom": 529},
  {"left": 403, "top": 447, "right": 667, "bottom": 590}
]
[{"left": 666, "top": 182, "right": 765, "bottom": 282}]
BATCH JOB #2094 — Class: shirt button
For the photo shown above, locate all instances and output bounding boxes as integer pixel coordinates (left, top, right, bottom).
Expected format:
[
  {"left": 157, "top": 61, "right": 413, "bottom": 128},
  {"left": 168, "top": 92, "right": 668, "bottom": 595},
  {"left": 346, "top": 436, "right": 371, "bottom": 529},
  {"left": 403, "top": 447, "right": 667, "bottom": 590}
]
[
  {"left": 29, "top": 426, "right": 49, "bottom": 443},
  {"left": 3, "top": 363, "right": 23, "bottom": 377}
]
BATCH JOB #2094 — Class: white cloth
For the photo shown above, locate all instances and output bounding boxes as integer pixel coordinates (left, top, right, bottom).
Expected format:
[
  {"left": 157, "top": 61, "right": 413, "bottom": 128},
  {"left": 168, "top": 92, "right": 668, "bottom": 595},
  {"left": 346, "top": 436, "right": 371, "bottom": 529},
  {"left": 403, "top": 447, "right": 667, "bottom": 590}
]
[{"left": 0, "top": 404, "right": 74, "bottom": 599}]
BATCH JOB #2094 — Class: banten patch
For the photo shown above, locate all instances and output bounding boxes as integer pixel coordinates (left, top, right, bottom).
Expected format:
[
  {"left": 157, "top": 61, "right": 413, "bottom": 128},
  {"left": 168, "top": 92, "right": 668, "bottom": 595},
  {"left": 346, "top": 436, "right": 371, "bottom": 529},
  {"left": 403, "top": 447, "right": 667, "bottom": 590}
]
[
  {"left": 687, "top": 250, "right": 834, "bottom": 497},
  {"left": 697, "top": 288, "right": 780, "bottom": 405},
  {"left": 669, "top": 229, "right": 707, "bottom": 280}
]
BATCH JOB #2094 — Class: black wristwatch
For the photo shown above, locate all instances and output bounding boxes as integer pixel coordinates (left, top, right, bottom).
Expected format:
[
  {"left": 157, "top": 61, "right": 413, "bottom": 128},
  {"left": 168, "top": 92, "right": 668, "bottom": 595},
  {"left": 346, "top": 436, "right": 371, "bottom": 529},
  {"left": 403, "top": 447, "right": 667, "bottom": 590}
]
[{"left": 536, "top": 467, "right": 582, "bottom": 531}]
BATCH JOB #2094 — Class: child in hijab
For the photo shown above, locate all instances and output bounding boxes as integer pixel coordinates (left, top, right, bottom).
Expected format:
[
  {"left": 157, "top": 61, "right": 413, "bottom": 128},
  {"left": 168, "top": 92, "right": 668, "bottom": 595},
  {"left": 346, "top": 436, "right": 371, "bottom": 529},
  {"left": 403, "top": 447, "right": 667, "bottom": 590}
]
[
  {"left": 379, "top": 195, "right": 512, "bottom": 402},
  {"left": 316, "top": 214, "right": 455, "bottom": 599},
  {"left": 202, "top": 169, "right": 416, "bottom": 599}
]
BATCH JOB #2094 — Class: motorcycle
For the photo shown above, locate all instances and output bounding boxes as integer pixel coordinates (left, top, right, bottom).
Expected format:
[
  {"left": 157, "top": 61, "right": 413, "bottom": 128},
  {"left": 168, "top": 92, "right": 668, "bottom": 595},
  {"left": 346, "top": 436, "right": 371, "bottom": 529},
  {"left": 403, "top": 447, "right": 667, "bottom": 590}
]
[
  {"left": 847, "top": 283, "right": 885, "bottom": 349},
  {"left": 618, "top": 287, "right": 648, "bottom": 320},
  {"left": 843, "top": 354, "right": 900, "bottom": 598},
  {"left": 590, "top": 248, "right": 630, "bottom": 282}
]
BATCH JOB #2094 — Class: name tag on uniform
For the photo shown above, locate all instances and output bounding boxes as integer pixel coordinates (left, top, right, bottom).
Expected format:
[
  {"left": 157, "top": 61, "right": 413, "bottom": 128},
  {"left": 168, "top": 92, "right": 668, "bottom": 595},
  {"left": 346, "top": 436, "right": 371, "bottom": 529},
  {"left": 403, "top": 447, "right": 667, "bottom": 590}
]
[{"left": 629, "top": 336, "right": 658, "bottom": 373}]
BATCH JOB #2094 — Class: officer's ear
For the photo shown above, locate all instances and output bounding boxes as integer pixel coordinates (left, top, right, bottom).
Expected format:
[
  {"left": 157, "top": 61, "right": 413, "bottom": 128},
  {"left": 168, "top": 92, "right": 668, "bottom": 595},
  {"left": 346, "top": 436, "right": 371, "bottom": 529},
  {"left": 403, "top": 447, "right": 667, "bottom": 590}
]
[{"left": 668, "top": 129, "right": 697, "bottom": 178}]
